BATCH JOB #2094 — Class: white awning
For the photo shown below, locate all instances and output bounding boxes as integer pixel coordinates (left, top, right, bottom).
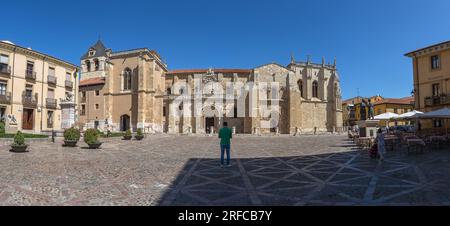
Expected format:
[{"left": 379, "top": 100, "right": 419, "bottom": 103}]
[{"left": 373, "top": 112, "right": 399, "bottom": 120}]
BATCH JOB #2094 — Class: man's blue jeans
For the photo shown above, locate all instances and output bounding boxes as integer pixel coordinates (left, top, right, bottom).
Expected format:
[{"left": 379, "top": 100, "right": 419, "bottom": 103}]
[{"left": 221, "top": 144, "right": 231, "bottom": 165}]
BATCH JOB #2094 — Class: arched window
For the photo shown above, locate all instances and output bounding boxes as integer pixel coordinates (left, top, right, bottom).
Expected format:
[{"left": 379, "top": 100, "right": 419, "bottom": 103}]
[
  {"left": 312, "top": 81, "right": 319, "bottom": 98},
  {"left": 123, "top": 68, "right": 132, "bottom": 91},
  {"left": 85, "top": 60, "right": 91, "bottom": 72},
  {"left": 94, "top": 59, "right": 100, "bottom": 71},
  {"left": 166, "top": 88, "right": 172, "bottom": 95},
  {"left": 297, "top": 79, "right": 303, "bottom": 98}
]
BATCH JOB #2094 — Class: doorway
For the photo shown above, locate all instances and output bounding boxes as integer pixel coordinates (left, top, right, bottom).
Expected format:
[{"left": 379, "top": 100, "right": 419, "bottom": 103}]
[
  {"left": 120, "top": 114, "right": 130, "bottom": 131},
  {"left": 22, "top": 108, "right": 34, "bottom": 130},
  {"left": 205, "top": 117, "right": 215, "bottom": 134}
]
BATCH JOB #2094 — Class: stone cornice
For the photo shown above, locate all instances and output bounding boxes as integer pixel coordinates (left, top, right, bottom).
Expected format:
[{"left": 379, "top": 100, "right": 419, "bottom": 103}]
[{"left": 405, "top": 41, "right": 450, "bottom": 58}]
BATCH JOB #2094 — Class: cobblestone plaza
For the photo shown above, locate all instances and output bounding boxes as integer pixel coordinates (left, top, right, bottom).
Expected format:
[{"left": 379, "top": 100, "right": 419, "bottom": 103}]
[{"left": 1, "top": 135, "right": 450, "bottom": 206}]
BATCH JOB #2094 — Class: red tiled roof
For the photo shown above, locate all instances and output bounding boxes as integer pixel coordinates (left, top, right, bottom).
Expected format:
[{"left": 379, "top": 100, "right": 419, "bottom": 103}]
[
  {"left": 167, "top": 69, "right": 252, "bottom": 75},
  {"left": 79, "top": 77, "right": 105, "bottom": 87},
  {"left": 374, "top": 96, "right": 414, "bottom": 105}
]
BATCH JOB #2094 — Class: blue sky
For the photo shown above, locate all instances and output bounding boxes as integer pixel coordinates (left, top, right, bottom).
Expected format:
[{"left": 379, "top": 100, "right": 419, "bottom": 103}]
[{"left": 2, "top": 0, "right": 450, "bottom": 99}]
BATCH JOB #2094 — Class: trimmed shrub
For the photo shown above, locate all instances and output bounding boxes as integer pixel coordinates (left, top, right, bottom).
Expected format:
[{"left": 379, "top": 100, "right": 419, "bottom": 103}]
[
  {"left": 0, "top": 121, "right": 5, "bottom": 134},
  {"left": 13, "top": 131, "right": 25, "bottom": 146},
  {"left": 125, "top": 129, "right": 132, "bottom": 137},
  {"left": 136, "top": 128, "right": 143, "bottom": 137},
  {"left": 64, "top": 127, "right": 81, "bottom": 141},
  {"left": 84, "top": 129, "right": 99, "bottom": 145}
]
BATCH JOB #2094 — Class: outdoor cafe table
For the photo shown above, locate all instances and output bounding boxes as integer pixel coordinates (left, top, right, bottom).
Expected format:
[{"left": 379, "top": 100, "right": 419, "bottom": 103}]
[
  {"left": 428, "top": 136, "right": 447, "bottom": 149},
  {"left": 385, "top": 136, "right": 400, "bottom": 151},
  {"left": 407, "top": 138, "right": 426, "bottom": 154}
]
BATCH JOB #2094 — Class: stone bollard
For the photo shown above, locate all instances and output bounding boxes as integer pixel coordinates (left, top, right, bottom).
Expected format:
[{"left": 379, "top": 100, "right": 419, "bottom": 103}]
[{"left": 232, "top": 127, "right": 236, "bottom": 135}]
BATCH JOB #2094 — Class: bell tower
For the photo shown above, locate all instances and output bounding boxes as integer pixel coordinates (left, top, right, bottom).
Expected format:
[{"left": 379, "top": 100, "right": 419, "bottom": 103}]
[{"left": 80, "top": 40, "right": 112, "bottom": 80}]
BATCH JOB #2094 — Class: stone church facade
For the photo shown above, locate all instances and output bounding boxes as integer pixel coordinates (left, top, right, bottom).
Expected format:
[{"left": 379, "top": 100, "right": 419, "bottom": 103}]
[
  {"left": 78, "top": 41, "right": 167, "bottom": 133},
  {"left": 164, "top": 57, "right": 343, "bottom": 135},
  {"left": 78, "top": 41, "right": 343, "bottom": 134}
]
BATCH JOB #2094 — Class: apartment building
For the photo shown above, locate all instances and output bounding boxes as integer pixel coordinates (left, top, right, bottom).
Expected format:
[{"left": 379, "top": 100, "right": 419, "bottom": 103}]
[{"left": 0, "top": 40, "right": 78, "bottom": 133}]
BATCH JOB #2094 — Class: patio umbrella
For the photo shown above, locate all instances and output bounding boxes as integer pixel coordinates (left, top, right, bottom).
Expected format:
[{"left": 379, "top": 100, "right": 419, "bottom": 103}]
[
  {"left": 374, "top": 112, "right": 399, "bottom": 129},
  {"left": 399, "top": 110, "right": 424, "bottom": 119},
  {"left": 420, "top": 107, "right": 450, "bottom": 118}
]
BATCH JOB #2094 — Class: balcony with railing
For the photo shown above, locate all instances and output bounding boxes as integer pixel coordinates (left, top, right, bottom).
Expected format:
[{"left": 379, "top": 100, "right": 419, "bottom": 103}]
[
  {"left": 80, "top": 108, "right": 86, "bottom": 116},
  {"left": 25, "top": 69, "right": 36, "bottom": 81},
  {"left": 22, "top": 92, "right": 38, "bottom": 108},
  {"left": 48, "top": 75, "right": 57, "bottom": 86},
  {"left": 65, "top": 80, "right": 73, "bottom": 89},
  {"left": 46, "top": 98, "right": 57, "bottom": 109},
  {"left": 0, "top": 92, "right": 11, "bottom": 104},
  {"left": 424, "top": 95, "right": 450, "bottom": 107},
  {"left": 0, "top": 64, "right": 11, "bottom": 78}
]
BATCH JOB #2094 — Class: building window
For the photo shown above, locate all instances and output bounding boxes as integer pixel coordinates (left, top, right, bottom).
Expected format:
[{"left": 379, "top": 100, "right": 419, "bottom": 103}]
[
  {"left": 123, "top": 68, "right": 132, "bottom": 91},
  {"left": 431, "top": 55, "right": 441, "bottom": 70},
  {"left": 0, "top": 81, "right": 6, "bottom": 96},
  {"left": 89, "top": 50, "right": 95, "bottom": 57},
  {"left": 94, "top": 59, "right": 99, "bottom": 71},
  {"left": 95, "top": 104, "right": 99, "bottom": 110},
  {"left": 81, "top": 105, "right": 86, "bottom": 115},
  {"left": 297, "top": 79, "right": 303, "bottom": 98},
  {"left": 434, "top": 119, "right": 443, "bottom": 128},
  {"left": 66, "top": 72, "right": 71, "bottom": 81},
  {"left": 47, "top": 89, "right": 54, "bottom": 99},
  {"left": 394, "top": 108, "right": 398, "bottom": 114},
  {"left": 312, "top": 81, "right": 319, "bottom": 98},
  {"left": 26, "top": 61, "right": 34, "bottom": 76},
  {"left": 95, "top": 90, "right": 100, "bottom": 96},
  {"left": 234, "top": 106, "right": 238, "bottom": 118},
  {"left": 47, "top": 111, "right": 54, "bottom": 128},
  {"left": 432, "top": 83, "right": 440, "bottom": 96},
  {"left": 25, "top": 85, "right": 33, "bottom": 98},
  {"left": 0, "top": 54, "right": 9, "bottom": 72},
  {"left": 166, "top": 88, "right": 171, "bottom": 95},
  {"left": 163, "top": 107, "right": 166, "bottom": 117},
  {"left": 85, "top": 60, "right": 91, "bottom": 72}
]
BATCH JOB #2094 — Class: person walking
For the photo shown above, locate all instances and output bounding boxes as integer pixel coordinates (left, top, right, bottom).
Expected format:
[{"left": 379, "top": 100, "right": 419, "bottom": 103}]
[
  {"left": 376, "top": 128, "right": 386, "bottom": 161},
  {"left": 218, "top": 122, "right": 233, "bottom": 167}
]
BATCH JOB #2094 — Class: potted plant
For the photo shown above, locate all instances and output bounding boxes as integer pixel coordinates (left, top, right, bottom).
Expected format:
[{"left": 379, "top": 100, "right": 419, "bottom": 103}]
[
  {"left": 84, "top": 128, "right": 102, "bottom": 149},
  {"left": 135, "top": 128, "right": 144, "bottom": 140},
  {"left": 123, "top": 129, "right": 132, "bottom": 140},
  {"left": 10, "top": 131, "right": 28, "bottom": 153},
  {"left": 63, "top": 127, "right": 80, "bottom": 147}
]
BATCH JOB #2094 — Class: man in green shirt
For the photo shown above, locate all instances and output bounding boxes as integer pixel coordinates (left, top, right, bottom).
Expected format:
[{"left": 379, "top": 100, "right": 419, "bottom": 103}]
[{"left": 218, "top": 122, "right": 233, "bottom": 167}]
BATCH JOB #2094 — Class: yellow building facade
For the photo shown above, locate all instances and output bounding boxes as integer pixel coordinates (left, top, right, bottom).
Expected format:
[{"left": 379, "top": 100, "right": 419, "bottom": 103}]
[{"left": 406, "top": 40, "right": 450, "bottom": 129}]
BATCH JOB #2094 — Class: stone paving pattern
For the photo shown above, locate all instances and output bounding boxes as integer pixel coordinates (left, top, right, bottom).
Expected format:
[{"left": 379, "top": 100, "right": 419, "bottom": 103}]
[{"left": 1, "top": 135, "right": 450, "bottom": 206}]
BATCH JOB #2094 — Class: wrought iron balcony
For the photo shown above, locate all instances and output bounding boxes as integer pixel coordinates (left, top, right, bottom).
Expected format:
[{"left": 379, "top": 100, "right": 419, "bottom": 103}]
[
  {"left": 424, "top": 95, "right": 450, "bottom": 107},
  {"left": 0, "top": 92, "right": 11, "bottom": 104},
  {"left": 22, "top": 92, "right": 38, "bottom": 108},
  {"left": 46, "top": 98, "right": 57, "bottom": 109},
  {"left": 25, "top": 69, "right": 36, "bottom": 81},
  {"left": 0, "top": 65, "right": 11, "bottom": 78},
  {"left": 65, "top": 80, "right": 73, "bottom": 89},
  {"left": 48, "top": 75, "right": 57, "bottom": 86}
]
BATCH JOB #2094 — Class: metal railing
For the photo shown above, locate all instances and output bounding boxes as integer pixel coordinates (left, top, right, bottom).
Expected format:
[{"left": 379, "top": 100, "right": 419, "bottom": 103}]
[
  {"left": 47, "top": 75, "right": 57, "bottom": 85},
  {"left": 424, "top": 95, "right": 450, "bottom": 107},
  {"left": 0, "top": 92, "right": 11, "bottom": 104},
  {"left": 22, "top": 92, "right": 38, "bottom": 108},
  {"left": 0, "top": 65, "right": 11, "bottom": 77},
  {"left": 25, "top": 69, "right": 36, "bottom": 80},
  {"left": 46, "top": 98, "right": 57, "bottom": 109},
  {"left": 65, "top": 80, "right": 73, "bottom": 89}
]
